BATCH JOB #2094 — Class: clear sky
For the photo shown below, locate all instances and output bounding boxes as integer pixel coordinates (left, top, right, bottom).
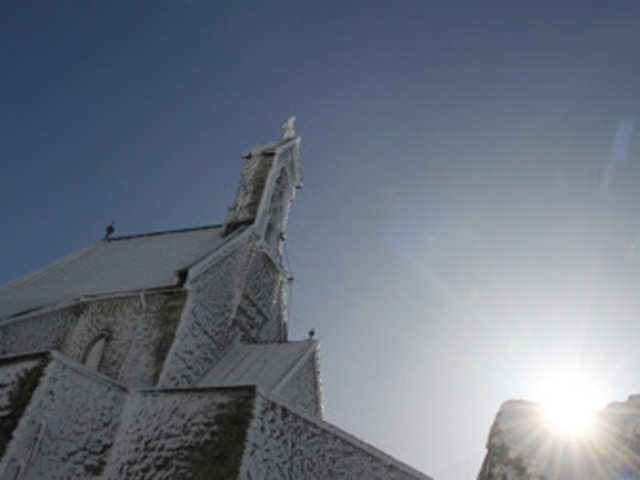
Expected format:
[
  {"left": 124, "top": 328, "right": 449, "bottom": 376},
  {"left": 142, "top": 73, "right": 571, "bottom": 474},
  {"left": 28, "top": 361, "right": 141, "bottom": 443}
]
[{"left": 1, "top": 2, "right": 640, "bottom": 478}]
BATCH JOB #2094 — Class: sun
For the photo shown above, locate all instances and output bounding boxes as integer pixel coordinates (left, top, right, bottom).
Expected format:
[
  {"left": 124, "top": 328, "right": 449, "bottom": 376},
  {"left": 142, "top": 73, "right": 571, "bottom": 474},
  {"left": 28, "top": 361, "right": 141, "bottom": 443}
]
[
  {"left": 535, "top": 370, "right": 602, "bottom": 438},
  {"left": 540, "top": 395, "right": 596, "bottom": 437}
]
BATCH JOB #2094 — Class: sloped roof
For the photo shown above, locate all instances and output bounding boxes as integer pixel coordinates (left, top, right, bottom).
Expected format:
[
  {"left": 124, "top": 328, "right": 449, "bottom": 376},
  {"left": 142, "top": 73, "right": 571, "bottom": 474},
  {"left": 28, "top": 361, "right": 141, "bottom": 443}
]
[
  {"left": 0, "top": 224, "right": 238, "bottom": 320},
  {"left": 199, "top": 340, "right": 316, "bottom": 392}
]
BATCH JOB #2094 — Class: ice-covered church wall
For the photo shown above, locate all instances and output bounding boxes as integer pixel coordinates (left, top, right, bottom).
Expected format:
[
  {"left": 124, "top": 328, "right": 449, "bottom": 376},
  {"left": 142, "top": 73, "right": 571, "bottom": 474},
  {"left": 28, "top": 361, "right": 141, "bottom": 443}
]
[
  {"left": 158, "top": 235, "right": 286, "bottom": 388},
  {"left": 61, "top": 291, "right": 186, "bottom": 388},
  {"left": 0, "top": 290, "right": 186, "bottom": 388},
  {"left": 102, "top": 386, "right": 255, "bottom": 480},
  {"left": 239, "top": 393, "right": 431, "bottom": 480},
  {"left": 0, "top": 307, "right": 79, "bottom": 356},
  {"left": 157, "top": 239, "right": 253, "bottom": 387},
  {"left": 236, "top": 245, "right": 287, "bottom": 343},
  {"left": 0, "top": 353, "right": 127, "bottom": 479},
  {"left": 272, "top": 349, "right": 322, "bottom": 418},
  {"left": 0, "top": 353, "right": 48, "bottom": 462}
]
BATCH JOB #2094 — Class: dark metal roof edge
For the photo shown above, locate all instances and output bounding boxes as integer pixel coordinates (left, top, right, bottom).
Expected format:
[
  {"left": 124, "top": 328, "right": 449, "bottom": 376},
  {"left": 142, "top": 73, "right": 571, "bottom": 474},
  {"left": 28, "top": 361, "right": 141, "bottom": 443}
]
[{"left": 106, "top": 223, "right": 223, "bottom": 242}]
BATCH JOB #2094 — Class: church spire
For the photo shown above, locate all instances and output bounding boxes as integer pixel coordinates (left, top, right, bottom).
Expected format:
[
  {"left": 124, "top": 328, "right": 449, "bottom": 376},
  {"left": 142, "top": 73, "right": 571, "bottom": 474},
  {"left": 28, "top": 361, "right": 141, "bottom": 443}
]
[{"left": 223, "top": 118, "right": 302, "bottom": 251}]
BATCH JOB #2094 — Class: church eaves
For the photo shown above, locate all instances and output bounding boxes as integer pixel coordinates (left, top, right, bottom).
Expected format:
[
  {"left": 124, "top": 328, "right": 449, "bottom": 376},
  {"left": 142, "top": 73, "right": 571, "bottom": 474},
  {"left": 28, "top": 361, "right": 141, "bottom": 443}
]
[{"left": 0, "top": 224, "right": 245, "bottom": 320}]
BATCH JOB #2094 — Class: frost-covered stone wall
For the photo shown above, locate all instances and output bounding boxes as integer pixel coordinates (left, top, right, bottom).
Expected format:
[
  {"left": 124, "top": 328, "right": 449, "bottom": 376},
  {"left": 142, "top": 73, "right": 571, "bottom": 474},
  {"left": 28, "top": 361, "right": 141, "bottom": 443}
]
[
  {"left": 0, "top": 354, "right": 426, "bottom": 480},
  {"left": 0, "top": 290, "right": 185, "bottom": 388},
  {"left": 274, "top": 351, "right": 322, "bottom": 417},
  {"left": 160, "top": 238, "right": 285, "bottom": 388},
  {"left": 240, "top": 392, "right": 431, "bottom": 480},
  {"left": 0, "top": 354, "right": 47, "bottom": 461},
  {"left": 103, "top": 387, "right": 255, "bottom": 480},
  {"left": 241, "top": 249, "right": 286, "bottom": 343},
  {"left": 159, "top": 242, "right": 253, "bottom": 387},
  {"left": 0, "top": 353, "right": 126, "bottom": 479},
  {"left": 0, "top": 308, "right": 78, "bottom": 356},
  {"left": 63, "top": 291, "right": 185, "bottom": 388},
  {"left": 225, "top": 151, "right": 275, "bottom": 233}
]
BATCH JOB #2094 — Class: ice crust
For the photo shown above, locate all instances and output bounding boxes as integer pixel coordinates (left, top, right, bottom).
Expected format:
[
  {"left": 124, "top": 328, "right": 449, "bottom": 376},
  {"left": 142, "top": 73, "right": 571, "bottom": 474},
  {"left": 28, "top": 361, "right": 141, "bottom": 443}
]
[{"left": 0, "top": 353, "right": 430, "bottom": 480}]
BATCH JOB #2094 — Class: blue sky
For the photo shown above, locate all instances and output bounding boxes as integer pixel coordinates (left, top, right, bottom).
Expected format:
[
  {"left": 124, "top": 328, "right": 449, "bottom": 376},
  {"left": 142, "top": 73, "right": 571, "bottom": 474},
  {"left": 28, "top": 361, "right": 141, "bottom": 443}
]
[{"left": 2, "top": 2, "right": 640, "bottom": 478}]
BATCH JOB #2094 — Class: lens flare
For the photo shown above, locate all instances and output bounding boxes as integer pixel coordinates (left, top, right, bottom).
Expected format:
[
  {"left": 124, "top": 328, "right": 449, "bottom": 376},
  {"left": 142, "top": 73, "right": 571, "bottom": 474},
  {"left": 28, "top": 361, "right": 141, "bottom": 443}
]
[{"left": 535, "top": 370, "right": 602, "bottom": 438}]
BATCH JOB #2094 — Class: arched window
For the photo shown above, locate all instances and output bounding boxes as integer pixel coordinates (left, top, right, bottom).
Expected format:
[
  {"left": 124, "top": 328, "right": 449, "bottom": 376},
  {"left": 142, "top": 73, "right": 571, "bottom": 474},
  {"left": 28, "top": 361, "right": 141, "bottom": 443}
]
[{"left": 84, "top": 335, "right": 108, "bottom": 370}]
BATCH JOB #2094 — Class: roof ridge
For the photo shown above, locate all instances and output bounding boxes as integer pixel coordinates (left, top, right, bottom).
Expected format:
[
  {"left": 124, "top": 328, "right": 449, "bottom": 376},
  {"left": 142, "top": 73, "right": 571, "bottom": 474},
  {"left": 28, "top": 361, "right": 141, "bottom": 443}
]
[
  {"left": 107, "top": 223, "right": 223, "bottom": 242},
  {"left": 237, "top": 339, "right": 313, "bottom": 348}
]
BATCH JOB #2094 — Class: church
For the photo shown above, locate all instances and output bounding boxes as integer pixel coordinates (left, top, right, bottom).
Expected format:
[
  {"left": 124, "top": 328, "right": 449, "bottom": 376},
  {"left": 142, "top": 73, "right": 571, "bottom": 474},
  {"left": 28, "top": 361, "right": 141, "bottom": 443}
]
[{"left": 0, "top": 119, "right": 432, "bottom": 479}]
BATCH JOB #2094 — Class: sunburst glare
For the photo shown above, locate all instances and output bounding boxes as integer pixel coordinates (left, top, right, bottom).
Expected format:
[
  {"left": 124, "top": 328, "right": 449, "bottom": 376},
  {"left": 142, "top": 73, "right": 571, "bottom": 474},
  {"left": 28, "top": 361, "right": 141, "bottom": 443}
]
[{"left": 535, "top": 369, "right": 604, "bottom": 438}]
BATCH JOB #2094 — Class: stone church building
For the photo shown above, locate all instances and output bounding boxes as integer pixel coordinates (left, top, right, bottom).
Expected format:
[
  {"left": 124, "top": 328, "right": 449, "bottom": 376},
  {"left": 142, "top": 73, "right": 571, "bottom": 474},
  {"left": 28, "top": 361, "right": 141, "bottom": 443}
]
[{"left": 0, "top": 120, "right": 432, "bottom": 479}]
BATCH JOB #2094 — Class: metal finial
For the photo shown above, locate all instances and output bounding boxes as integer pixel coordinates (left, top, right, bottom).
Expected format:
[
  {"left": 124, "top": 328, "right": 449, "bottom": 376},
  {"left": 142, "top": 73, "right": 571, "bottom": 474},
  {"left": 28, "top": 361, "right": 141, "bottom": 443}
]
[
  {"left": 308, "top": 329, "right": 315, "bottom": 338},
  {"left": 104, "top": 222, "right": 115, "bottom": 240},
  {"left": 281, "top": 116, "right": 296, "bottom": 140}
]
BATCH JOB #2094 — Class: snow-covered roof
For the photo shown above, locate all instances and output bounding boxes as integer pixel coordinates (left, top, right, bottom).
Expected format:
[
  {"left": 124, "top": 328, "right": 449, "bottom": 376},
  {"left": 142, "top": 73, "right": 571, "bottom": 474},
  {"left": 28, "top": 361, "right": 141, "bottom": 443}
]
[
  {"left": 199, "top": 340, "right": 316, "bottom": 392},
  {"left": 0, "top": 225, "right": 236, "bottom": 319}
]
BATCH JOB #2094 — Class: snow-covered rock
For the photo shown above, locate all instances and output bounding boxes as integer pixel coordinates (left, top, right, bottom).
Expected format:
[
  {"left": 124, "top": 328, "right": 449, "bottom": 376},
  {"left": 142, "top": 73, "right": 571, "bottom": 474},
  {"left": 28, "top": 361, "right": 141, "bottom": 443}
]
[{"left": 478, "top": 398, "right": 640, "bottom": 479}]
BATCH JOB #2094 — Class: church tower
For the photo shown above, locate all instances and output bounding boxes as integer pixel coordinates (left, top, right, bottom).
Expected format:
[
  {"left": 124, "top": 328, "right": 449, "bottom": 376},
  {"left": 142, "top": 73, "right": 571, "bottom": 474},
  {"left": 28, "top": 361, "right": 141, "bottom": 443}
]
[{"left": 0, "top": 120, "right": 431, "bottom": 479}]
